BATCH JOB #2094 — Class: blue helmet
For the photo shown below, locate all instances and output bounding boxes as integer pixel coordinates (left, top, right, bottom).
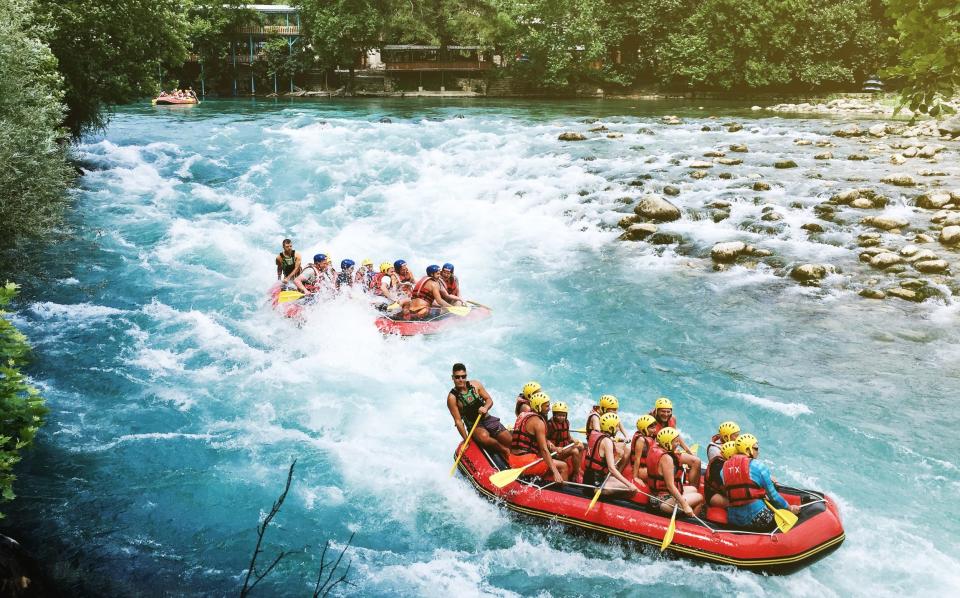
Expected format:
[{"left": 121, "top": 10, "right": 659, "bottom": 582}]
[
  {"left": 341, "top": 259, "right": 355, "bottom": 270},
  {"left": 442, "top": 263, "right": 455, "bottom": 272},
  {"left": 426, "top": 264, "right": 440, "bottom": 275},
  {"left": 313, "top": 253, "right": 327, "bottom": 263},
  {"left": 394, "top": 259, "right": 406, "bottom": 270}
]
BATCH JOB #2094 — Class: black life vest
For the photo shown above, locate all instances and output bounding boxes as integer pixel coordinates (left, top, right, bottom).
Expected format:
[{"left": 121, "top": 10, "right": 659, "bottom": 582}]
[
  {"left": 279, "top": 251, "right": 297, "bottom": 276},
  {"left": 705, "top": 456, "right": 726, "bottom": 500},
  {"left": 451, "top": 383, "right": 484, "bottom": 425}
]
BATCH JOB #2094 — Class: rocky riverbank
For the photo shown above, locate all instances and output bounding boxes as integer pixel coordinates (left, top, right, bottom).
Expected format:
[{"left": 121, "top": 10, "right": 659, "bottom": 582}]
[
  {"left": 758, "top": 96, "right": 960, "bottom": 122},
  {"left": 557, "top": 112, "right": 960, "bottom": 305}
]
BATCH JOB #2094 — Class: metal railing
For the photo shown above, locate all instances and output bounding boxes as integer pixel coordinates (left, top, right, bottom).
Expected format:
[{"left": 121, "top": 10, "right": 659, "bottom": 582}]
[
  {"left": 385, "top": 61, "right": 492, "bottom": 71},
  {"left": 236, "top": 25, "right": 300, "bottom": 35}
]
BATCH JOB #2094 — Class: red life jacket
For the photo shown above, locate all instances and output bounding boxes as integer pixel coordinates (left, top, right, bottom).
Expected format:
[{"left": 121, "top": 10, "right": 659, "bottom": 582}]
[
  {"left": 411, "top": 276, "right": 434, "bottom": 302},
  {"left": 547, "top": 416, "right": 571, "bottom": 446},
  {"left": 722, "top": 454, "right": 767, "bottom": 507},
  {"left": 514, "top": 394, "right": 530, "bottom": 416},
  {"left": 370, "top": 272, "right": 386, "bottom": 295},
  {"left": 631, "top": 432, "right": 653, "bottom": 464},
  {"left": 301, "top": 264, "right": 333, "bottom": 292},
  {"left": 585, "top": 406, "right": 601, "bottom": 433},
  {"left": 584, "top": 430, "right": 611, "bottom": 476},
  {"left": 443, "top": 275, "right": 460, "bottom": 297},
  {"left": 510, "top": 411, "right": 543, "bottom": 456},
  {"left": 649, "top": 410, "right": 677, "bottom": 435},
  {"left": 397, "top": 268, "right": 416, "bottom": 285},
  {"left": 645, "top": 444, "right": 682, "bottom": 493}
]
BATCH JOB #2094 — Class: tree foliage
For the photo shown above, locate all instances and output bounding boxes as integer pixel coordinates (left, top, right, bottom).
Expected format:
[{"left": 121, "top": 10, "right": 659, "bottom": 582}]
[
  {"left": 885, "top": 0, "right": 960, "bottom": 116},
  {"left": 0, "top": 0, "right": 74, "bottom": 248},
  {"left": 0, "top": 282, "right": 48, "bottom": 517},
  {"left": 296, "top": 0, "right": 387, "bottom": 71}
]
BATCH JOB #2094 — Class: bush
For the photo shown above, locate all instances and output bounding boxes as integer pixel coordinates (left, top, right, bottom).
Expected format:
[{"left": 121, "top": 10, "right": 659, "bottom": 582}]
[
  {"left": 0, "top": 0, "right": 74, "bottom": 249},
  {"left": 0, "top": 282, "right": 48, "bottom": 517}
]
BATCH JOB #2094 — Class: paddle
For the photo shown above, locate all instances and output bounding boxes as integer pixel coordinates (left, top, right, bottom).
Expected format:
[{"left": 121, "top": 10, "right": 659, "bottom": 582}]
[
  {"left": 585, "top": 473, "right": 611, "bottom": 514},
  {"left": 488, "top": 443, "right": 574, "bottom": 488},
  {"left": 444, "top": 305, "right": 472, "bottom": 317},
  {"left": 277, "top": 290, "right": 304, "bottom": 303},
  {"left": 764, "top": 500, "right": 799, "bottom": 533},
  {"left": 466, "top": 300, "right": 492, "bottom": 310},
  {"left": 450, "top": 414, "right": 483, "bottom": 476},
  {"left": 660, "top": 470, "right": 688, "bottom": 552}
]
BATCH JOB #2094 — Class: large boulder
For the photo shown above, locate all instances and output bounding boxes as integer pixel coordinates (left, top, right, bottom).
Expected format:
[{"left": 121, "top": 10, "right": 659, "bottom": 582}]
[
  {"left": 868, "top": 124, "right": 886, "bottom": 137},
  {"left": 558, "top": 132, "right": 587, "bottom": 141},
  {"left": 940, "top": 225, "right": 960, "bottom": 245},
  {"left": 881, "top": 174, "right": 916, "bottom": 187},
  {"left": 711, "top": 241, "right": 748, "bottom": 263},
  {"left": 833, "top": 124, "right": 863, "bottom": 138},
  {"left": 619, "top": 223, "right": 658, "bottom": 241},
  {"left": 917, "top": 144, "right": 944, "bottom": 158},
  {"left": 886, "top": 287, "right": 920, "bottom": 302},
  {"left": 869, "top": 252, "right": 903, "bottom": 269},
  {"left": 790, "top": 263, "right": 832, "bottom": 283},
  {"left": 633, "top": 194, "right": 682, "bottom": 222},
  {"left": 689, "top": 160, "right": 713, "bottom": 169},
  {"left": 916, "top": 192, "right": 952, "bottom": 209},
  {"left": 729, "top": 144, "right": 749, "bottom": 153},
  {"left": 937, "top": 115, "right": 960, "bottom": 137},
  {"left": 914, "top": 259, "right": 949, "bottom": 273},
  {"left": 863, "top": 215, "right": 909, "bottom": 231},
  {"left": 774, "top": 160, "right": 798, "bottom": 169}
]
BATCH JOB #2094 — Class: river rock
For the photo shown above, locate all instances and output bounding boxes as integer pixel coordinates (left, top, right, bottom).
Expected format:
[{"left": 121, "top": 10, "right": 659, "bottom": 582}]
[
  {"left": 751, "top": 105, "right": 761, "bottom": 111},
  {"left": 727, "top": 123, "right": 743, "bottom": 132},
  {"left": 899, "top": 244, "right": 919, "bottom": 257},
  {"left": 774, "top": 160, "right": 798, "bottom": 169},
  {"left": 914, "top": 259, "right": 949, "bottom": 273},
  {"left": 606, "top": 132, "right": 623, "bottom": 139},
  {"left": 718, "top": 172, "right": 733, "bottom": 179},
  {"left": 711, "top": 241, "right": 748, "bottom": 262},
  {"left": 663, "top": 185, "right": 680, "bottom": 196},
  {"left": 937, "top": 115, "right": 960, "bottom": 137},
  {"left": 618, "top": 215, "right": 638, "bottom": 228},
  {"left": 662, "top": 115, "right": 682, "bottom": 125},
  {"left": 790, "top": 263, "right": 832, "bottom": 283},
  {"left": 939, "top": 225, "right": 960, "bottom": 245},
  {"left": 917, "top": 144, "right": 944, "bottom": 158},
  {"left": 715, "top": 157, "right": 743, "bottom": 166},
  {"left": 833, "top": 124, "right": 863, "bottom": 137},
  {"left": 588, "top": 125, "right": 608, "bottom": 132},
  {"left": 918, "top": 169, "right": 947, "bottom": 176},
  {"left": 890, "top": 154, "right": 907, "bottom": 165},
  {"left": 752, "top": 181, "right": 771, "bottom": 191},
  {"left": 690, "top": 170, "right": 707, "bottom": 179},
  {"left": 815, "top": 152, "right": 833, "bottom": 160},
  {"left": 689, "top": 160, "right": 713, "bottom": 169},
  {"left": 795, "top": 138, "right": 813, "bottom": 146},
  {"left": 886, "top": 287, "right": 919, "bottom": 302},
  {"left": 863, "top": 215, "right": 909, "bottom": 230},
  {"left": 881, "top": 174, "right": 916, "bottom": 187},
  {"left": 558, "top": 132, "right": 586, "bottom": 141},
  {"left": 870, "top": 252, "right": 903, "bottom": 269},
  {"left": 730, "top": 144, "right": 749, "bottom": 153},
  {"left": 850, "top": 198, "right": 874, "bottom": 209},
  {"left": 704, "top": 150, "right": 726, "bottom": 157},
  {"left": 859, "top": 289, "right": 886, "bottom": 299},
  {"left": 913, "top": 233, "right": 935, "bottom": 243},
  {"left": 906, "top": 248, "right": 938, "bottom": 262},
  {"left": 917, "top": 192, "right": 952, "bottom": 209},
  {"left": 801, "top": 222, "right": 824, "bottom": 232},
  {"left": 848, "top": 154, "right": 870, "bottom": 161},
  {"left": 868, "top": 124, "right": 886, "bottom": 137},
  {"left": 620, "top": 222, "right": 658, "bottom": 241},
  {"left": 761, "top": 211, "right": 784, "bottom": 221},
  {"left": 712, "top": 210, "right": 731, "bottom": 222},
  {"left": 903, "top": 146, "right": 918, "bottom": 158},
  {"left": 637, "top": 127, "right": 655, "bottom": 135},
  {"left": 708, "top": 201, "right": 731, "bottom": 209},
  {"left": 634, "top": 195, "right": 681, "bottom": 222}
]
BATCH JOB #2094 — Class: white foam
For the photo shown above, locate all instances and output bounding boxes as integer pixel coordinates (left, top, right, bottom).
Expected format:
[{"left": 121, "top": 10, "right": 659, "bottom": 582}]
[
  {"left": 735, "top": 393, "right": 813, "bottom": 417},
  {"left": 30, "top": 302, "right": 125, "bottom": 320}
]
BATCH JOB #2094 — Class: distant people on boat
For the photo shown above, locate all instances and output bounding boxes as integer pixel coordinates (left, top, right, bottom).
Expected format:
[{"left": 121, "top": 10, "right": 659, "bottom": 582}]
[
  {"left": 705, "top": 441, "right": 738, "bottom": 508},
  {"left": 447, "top": 363, "right": 512, "bottom": 460},
  {"left": 336, "top": 259, "right": 356, "bottom": 290},
  {"left": 546, "top": 400, "right": 582, "bottom": 483},
  {"left": 649, "top": 397, "right": 700, "bottom": 486},
  {"left": 509, "top": 392, "right": 568, "bottom": 482},
  {"left": 515, "top": 381, "right": 540, "bottom": 416},
  {"left": 276, "top": 238, "right": 301, "bottom": 286},
  {"left": 721, "top": 434, "right": 799, "bottom": 531},
  {"left": 440, "top": 263, "right": 460, "bottom": 297},
  {"left": 294, "top": 253, "right": 335, "bottom": 295},
  {"left": 357, "top": 259, "right": 375, "bottom": 286},
  {"left": 583, "top": 413, "right": 645, "bottom": 502},
  {"left": 629, "top": 414, "right": 657, "bottom": 484},
  {"left": 707, "top": 421, "right": 740, "bottom": 462},
  {"left": 370, "top": 262, "right": 401, "bottom": 304},
  {"left": 585, "top": 395, "right": 628, "bottom": 467},
  {"left": 646, "top": 427, "right": 704, "bottom": 517}
]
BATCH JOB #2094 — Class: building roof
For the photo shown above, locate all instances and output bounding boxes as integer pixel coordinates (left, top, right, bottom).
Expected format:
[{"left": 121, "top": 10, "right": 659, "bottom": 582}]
[{"left": 244, "top": 4, "right": 297, "bottom": 13}]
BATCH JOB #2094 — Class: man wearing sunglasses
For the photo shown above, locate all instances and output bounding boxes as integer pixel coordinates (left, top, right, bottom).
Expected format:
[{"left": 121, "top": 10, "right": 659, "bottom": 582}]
[{"left": 446, "top": 363, "right": 512, "bottom": 460}]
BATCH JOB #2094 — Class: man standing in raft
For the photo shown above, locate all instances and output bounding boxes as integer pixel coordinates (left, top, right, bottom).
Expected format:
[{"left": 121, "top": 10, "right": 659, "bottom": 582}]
[
  {"left": 583, "top": 413, "right": 644, "bottom": 501},
  {"left": 721, "top": 434, "right": 800, "bottom": 531},
  {"left": 649, "top": 397, "right": 701, "bottom": 487},
  {"left": 275, "top": 239, "right": 301, "bottom": 287},
  {"left": 509, "top": 392, "right": 568, "bottom": 482},
  {"left": 447, "top": 363, "right": 512, "bottom": 460},
  {"left": 647, "top": 427, "right": 704, "bottom": 517}
]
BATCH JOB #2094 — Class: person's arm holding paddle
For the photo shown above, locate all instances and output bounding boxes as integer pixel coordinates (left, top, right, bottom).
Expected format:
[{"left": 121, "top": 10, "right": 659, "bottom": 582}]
[
  {"left": 660, "top": 454, "right": 694, "bottom": 517},
  {"left": 531, "top": 413, "right": 565, "bottom": 484},
  {"left": 472, "top": 380, "right": 495, "bottom": 418},
  {"left": 282, "top": 252, "right": 302, "bottom": 284}
]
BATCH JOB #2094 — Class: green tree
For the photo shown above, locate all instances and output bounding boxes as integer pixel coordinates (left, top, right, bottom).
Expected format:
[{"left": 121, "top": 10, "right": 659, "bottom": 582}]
[
  {"left": 0, "top": 0, "right": 74, "bottom": 248},
  {"left": 0, "top": 282, "right": 48, "bottom": 516},
  {"left": 885, "top": 0, "right": 960, "bottom": 116},
  {"left": 296, "top": 0, "right": 386, "bottom": 87},
  {"left": 180, "top": 1, "right": 256, "bottom": 94},
  {"left": 32, "top": 0, "right": 188, "bottom": 137}
]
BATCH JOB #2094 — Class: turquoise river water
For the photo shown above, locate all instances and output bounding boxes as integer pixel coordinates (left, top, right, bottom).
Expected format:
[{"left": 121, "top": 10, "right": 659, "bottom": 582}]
[{"left": 4, "top": 99, "right": 960, "bottom": 596}]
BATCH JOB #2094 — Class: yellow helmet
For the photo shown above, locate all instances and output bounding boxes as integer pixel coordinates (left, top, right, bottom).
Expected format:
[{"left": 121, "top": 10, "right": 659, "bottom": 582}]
[
  {"left": 528, "top": 391, "right": 550, "bottom": 413},
  {"left": 736, "top": 433, "right": 759, "bottom": 457},
  {"left": 718, "top": 421, "right": 740, "bottom": 442},
  {"left": 599, "top": 394, "right": 619, "bottom": 412},
  {"left": 522, "top": 381, "right": 542, "bottom": 399},
  {"left": 551, "top": 401, "right": 568, "bottom": 414},
  {"left": 720, "top": 441, "right": 739, "bottom": 460},
  {"left": 636, "top": 414, "right": 657, "bottom": 434},
  {"left": 599, "top": 412, "right": 621, "bottom": 435},
  {"left": 361, "top": 258, "right": 373, "bottom": 266},
  {"left": 656, "top": 426, "right": 680, "bottom": 450},
  {"left": 654, "top": 397, "right": 673, "bottom": 410},
  {"left": 379, "top": 262, "right": 392, "bottom": 273}
]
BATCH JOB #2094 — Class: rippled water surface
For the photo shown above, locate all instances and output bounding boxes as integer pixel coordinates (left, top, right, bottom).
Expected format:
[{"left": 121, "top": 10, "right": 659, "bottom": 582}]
[{"left": 6, "top": 99, "right": 960, "bottom": 596}]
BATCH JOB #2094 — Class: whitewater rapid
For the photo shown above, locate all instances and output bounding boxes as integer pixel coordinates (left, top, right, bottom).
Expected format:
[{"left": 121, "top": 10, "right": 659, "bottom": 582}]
[{"left": 6, "top": 99, "right": 960, "bottom": 596}]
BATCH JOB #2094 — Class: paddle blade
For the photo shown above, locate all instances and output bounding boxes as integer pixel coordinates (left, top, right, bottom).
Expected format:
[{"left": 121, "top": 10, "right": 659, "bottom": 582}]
[
  {"left": 277, "top": 290, "right": 304, "bottom": 303},
  {"left": 386, "top": 302, "right": 400, "bottom": 311},
  {"left": 489, "top": 467, "right": 524, "bottom": 488},
  {"left": 572, "top": 428, "right": 587, "bottom": 435},
  {"left": 445, "top": 305, "right": 471, "bottom": 316},
  {"left": 689, "top": 443, "right": 699, "bottom": 455},
  {"left": 660, "top": 509, "right": 678, "bottom": 552},
  {"left": 765, "top": 501, "right": 798, "bottom": 533},
  {"left": 585, "top": 487, "right": 603, "bottom": 514}
]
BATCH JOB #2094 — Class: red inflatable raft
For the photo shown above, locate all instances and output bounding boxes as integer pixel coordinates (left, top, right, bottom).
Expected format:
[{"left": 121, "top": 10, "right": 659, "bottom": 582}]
[
  {"left": 455, "top": 441, "right": 845, "bottom": 573},
  {"left": 153, "top": 96, "right": 199, "bottom": 105},
  {"left": 374, "top": 303, "right": 492, "bottom": 336}
]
